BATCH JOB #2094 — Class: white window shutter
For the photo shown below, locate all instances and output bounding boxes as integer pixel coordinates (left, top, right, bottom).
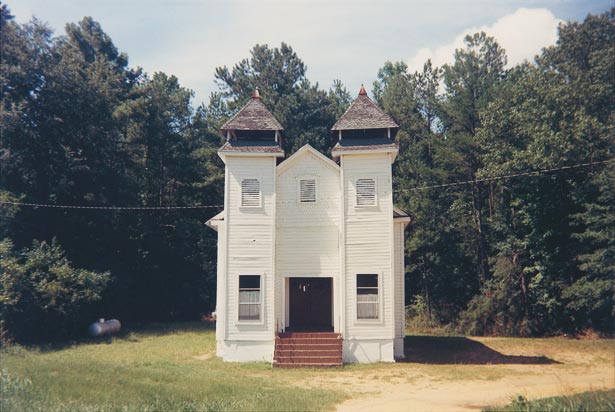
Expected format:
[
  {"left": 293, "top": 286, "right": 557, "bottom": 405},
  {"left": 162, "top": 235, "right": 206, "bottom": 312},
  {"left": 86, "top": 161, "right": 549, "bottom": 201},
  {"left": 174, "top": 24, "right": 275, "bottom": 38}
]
[
  {"left": 299, "top": 179, "right": 316, "bottom": 203},
  {"left": 356, "top": 178, "right": 376, "bottom": 206},
  {"left": 241, "top": 179, "right": 260, "bottom": 207}
]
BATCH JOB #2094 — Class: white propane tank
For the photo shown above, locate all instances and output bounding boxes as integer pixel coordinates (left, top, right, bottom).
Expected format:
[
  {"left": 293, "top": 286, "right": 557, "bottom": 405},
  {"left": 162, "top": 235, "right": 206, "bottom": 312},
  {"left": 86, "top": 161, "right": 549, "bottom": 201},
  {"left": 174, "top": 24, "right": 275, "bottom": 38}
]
[{"left": 88, "top": 318, "right": 121, "bottom": 337}]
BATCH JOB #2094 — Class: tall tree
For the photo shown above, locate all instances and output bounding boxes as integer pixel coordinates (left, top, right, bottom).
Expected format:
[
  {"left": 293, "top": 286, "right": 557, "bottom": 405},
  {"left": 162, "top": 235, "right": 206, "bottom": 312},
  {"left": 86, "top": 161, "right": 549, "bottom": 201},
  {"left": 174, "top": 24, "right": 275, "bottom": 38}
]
[
  {"left": 440, "top": 32, "right": 507, "bottom": 287},
  {"left": 211, "top": 43, "right": 350, "bottom": 154}
]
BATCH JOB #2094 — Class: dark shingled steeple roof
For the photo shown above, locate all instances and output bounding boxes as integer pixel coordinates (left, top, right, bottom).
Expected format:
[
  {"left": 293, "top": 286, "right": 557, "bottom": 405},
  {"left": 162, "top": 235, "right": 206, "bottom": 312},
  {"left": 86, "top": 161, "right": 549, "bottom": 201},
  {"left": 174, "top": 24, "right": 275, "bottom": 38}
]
[
  {"left": 220, "top": 91, "right": 283, "bottom": 132},
  {"left": 331, "top": 86, "right": 399, "bottom": 131}
]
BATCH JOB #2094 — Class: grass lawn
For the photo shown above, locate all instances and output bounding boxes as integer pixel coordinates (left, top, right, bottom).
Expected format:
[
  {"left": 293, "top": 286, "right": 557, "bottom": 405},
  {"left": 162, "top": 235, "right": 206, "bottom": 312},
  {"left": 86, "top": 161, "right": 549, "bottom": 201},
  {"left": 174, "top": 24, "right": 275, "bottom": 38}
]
[
  {"left": 2, "top": 323, "right": 613, "bottom": 412},
  {"left": 484, "top": 389, "right": 615, "bottom": 412},
  {"left": 1, "top": 322, "right": 346, "bottom": 412}
]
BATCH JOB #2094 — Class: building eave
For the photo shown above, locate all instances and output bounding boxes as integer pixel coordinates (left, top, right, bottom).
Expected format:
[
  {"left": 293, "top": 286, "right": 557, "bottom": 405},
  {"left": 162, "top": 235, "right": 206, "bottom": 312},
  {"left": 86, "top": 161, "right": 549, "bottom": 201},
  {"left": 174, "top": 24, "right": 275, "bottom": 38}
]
[
  {"left": 205, "top": 211, "right": 224, "bottom": 231},
  {"left": 277, "top": 144, "right": 339, "bottom": 175}
]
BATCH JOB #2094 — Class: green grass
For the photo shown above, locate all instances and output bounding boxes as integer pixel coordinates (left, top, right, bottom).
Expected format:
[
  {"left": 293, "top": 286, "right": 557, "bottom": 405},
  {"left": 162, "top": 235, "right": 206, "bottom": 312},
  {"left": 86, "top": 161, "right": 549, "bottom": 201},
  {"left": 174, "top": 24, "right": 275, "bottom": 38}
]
[
  {"left": 484, "top": 389, "right": 615, "bottom": 412},
  {"left": 0, "top": 322, "right": 346, "bottom": 412}
]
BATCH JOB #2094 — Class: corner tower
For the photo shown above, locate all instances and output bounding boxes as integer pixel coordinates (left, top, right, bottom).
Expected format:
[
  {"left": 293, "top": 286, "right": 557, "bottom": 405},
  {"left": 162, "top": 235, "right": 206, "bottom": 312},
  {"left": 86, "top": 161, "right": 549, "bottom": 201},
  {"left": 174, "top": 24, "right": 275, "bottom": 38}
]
[
  {"left": 332, "top": 86, "right": 403, "bottom": 362},
  {"left": 215, "top": 90, "right": 284, "bottom": 361}
]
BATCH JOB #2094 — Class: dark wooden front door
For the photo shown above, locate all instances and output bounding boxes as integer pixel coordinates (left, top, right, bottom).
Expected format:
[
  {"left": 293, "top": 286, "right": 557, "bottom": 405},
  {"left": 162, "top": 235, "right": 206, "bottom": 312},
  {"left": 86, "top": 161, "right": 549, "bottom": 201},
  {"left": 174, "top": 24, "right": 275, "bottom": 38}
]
[{"left": 289, "top": 277, "right": 332, "bottom": 331}]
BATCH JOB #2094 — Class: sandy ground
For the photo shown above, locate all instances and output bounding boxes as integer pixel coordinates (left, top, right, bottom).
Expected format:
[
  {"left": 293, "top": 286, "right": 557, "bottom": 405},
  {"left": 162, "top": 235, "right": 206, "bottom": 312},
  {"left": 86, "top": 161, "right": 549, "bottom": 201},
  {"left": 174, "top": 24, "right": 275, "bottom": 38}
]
[
  {"left": 334, "top": 366, "right": 613, "bottom": 412},
  {"left": 297, "top": 337, "right": 615, "bottom": 412}
]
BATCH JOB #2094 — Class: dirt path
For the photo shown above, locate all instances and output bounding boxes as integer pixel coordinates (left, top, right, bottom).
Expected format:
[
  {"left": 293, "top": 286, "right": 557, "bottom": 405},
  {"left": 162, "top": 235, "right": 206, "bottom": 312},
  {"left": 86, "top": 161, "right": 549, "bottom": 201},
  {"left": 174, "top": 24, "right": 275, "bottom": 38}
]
[
  {"left": 293, "top": 337, "right": 615, "bottom": 412},
  {"left": 334, "top": 366, "right": 613, "bottom": 412}
]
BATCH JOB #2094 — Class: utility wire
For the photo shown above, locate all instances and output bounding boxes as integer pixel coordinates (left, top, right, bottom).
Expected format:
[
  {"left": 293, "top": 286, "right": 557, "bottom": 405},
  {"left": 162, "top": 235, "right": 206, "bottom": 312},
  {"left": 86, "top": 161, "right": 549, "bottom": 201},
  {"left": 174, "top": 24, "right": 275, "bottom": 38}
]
[
  {"left": 0, "top": 159, "right": 612, "bottom": 210},
  {"left": 0, "top": 202, "right": 223, "bottom": 210},
  {"left": 397, "top": 158, "right": 614, "bottom": 193}
]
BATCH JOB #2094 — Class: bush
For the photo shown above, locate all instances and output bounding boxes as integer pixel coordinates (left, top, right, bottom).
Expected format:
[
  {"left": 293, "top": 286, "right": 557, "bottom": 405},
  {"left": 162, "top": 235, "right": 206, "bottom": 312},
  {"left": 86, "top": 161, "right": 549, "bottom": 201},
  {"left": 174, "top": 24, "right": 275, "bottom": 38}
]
[
  {"left": 0, "top": 238, "right": 110, "bottom": 343},
  {"left": 457, "top": 255, "right": 532, "bottom": 336}
]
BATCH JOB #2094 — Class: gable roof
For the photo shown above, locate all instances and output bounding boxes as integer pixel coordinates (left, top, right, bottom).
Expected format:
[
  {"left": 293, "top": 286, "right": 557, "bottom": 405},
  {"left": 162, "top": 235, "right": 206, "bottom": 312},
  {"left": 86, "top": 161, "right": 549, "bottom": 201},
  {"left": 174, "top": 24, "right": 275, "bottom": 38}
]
[
  {"left": 221, "top": 94, "right": 283, "bottom": 132},
  {"left": 277, "top": 144, "right": 339, "bottom": 175},
  {"left": 331, "top": 88, "right": 399, "bottom": 131}
]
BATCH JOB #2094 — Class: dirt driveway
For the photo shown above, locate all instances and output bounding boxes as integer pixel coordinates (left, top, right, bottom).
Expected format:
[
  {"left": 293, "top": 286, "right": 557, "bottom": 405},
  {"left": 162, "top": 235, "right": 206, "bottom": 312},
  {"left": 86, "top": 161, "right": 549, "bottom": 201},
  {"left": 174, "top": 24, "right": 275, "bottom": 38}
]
[{"left": 302, "top": 336, "right": 615, "bottom": 412}]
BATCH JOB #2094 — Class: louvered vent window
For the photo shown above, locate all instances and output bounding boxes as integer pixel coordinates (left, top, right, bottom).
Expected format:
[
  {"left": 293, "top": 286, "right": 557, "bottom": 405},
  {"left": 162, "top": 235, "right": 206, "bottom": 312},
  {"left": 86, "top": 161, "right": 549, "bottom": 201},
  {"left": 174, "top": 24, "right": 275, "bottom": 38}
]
[
  {"left": 299, "top": 179, "right": 316, "bottom": 203},
  {"left": 241, "top": 178, "right": 260, "bottom": 207},
  {"left": 356, "top": 178, "right": 376, "bottom": 206}
]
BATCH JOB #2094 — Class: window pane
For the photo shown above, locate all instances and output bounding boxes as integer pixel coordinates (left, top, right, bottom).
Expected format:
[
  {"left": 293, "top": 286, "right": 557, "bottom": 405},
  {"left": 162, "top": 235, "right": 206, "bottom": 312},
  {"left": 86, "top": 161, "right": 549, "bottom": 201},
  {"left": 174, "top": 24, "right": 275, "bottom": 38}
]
[
  {"left": 239, "top": 290, "right": 260, "bottom": 303},
  {"left": 239, "top": 275, "right": 261, "bottom": 321},
  {"left": 357, "top": 303, "right": 378, "bottom": 319},
  {"left": 357, "top": 274, "right": 379, "bottom": 320},
  {"left": 239, "top": 275, "right": 260, "bottom": 289},
  {"left": 239, "top": 304, "right": 260, "bottom": 320},
  {"left": 357, "top": 289, "right": 378, "bottom": 301},
  {"left": 357, "top": 274, "right": 378, "bottom": 288}
]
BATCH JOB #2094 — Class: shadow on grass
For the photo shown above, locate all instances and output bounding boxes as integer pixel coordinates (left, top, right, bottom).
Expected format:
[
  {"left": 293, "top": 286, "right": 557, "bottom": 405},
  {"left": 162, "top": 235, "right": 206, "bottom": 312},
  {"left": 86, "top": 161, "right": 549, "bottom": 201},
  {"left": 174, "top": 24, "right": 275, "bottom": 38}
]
[
  {"left": 401, "top": 335, "right": 559, "bottom": 365},
  {"left": 15, "top": 321, "right": 216, "bottom": 353}
]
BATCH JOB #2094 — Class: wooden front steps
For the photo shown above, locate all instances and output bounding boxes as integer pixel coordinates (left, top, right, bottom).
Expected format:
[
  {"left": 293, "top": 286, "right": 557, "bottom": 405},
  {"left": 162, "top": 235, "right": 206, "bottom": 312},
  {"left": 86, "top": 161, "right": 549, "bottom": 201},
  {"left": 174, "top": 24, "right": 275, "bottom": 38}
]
[{"left": 273, "top": 332, "right": 343, "bottom": 368}]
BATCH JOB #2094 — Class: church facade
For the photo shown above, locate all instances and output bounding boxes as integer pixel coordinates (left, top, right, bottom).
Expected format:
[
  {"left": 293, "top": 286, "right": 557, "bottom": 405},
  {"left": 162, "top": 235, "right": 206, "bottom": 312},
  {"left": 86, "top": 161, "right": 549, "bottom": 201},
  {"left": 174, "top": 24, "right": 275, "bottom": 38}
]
[{"left": 206, "top": 87, "right": 409, "bottom": 364}]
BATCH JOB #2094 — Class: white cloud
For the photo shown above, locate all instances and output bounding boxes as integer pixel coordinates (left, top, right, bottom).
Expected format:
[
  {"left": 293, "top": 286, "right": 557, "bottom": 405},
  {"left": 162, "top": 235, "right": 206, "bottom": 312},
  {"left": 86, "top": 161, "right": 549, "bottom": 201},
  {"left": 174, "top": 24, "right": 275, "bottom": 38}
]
[{"left": 407, "top": 8, "right": 562, "bottom": 73}]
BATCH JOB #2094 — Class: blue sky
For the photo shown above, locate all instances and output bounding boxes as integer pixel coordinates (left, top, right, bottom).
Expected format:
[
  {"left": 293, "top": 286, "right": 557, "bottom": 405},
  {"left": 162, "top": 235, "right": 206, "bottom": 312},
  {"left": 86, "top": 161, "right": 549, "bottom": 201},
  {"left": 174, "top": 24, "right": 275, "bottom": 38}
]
[{"left": 8, "top": 0, "right": 611, "bottom": 107}]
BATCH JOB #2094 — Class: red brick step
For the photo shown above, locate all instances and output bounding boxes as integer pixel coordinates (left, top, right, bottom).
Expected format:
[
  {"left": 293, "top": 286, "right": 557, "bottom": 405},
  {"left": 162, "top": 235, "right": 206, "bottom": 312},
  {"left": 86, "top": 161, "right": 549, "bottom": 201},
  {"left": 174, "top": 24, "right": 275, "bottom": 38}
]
[{"left": 273, "top": 332, "right": 343, "bottom": 368}]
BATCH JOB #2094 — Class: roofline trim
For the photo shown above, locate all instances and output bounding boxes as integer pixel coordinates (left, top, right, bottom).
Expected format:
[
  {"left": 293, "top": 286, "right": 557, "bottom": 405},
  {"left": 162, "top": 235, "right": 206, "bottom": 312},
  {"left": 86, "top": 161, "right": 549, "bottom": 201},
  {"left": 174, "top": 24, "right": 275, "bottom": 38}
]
[
  {"left": 277, "top": 144, "right": 339, "bottom": 175},
  {"left": 218, "top": 151, "right": 286, "bottom": 158},
  {"left": 331, "top": 146, "right": 399, "bottom": 157}
]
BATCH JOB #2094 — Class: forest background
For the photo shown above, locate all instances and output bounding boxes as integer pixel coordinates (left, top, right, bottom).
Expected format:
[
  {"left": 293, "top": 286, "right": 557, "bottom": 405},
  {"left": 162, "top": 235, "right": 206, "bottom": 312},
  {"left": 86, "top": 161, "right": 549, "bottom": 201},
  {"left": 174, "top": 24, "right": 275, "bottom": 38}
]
[{"left": 1, "top": 2, "right": 613, "bottom": 342}]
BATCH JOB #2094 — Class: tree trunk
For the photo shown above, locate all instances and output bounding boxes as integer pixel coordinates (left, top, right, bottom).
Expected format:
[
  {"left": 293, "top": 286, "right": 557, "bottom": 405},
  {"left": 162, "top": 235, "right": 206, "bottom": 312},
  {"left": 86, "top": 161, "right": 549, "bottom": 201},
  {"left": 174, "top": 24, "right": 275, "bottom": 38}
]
[
  {"left": 425, "top": 285, "right": 432, "bottom": 322},
  {"left": 472, "top": 180, "right": 490, "bottom": 286}
]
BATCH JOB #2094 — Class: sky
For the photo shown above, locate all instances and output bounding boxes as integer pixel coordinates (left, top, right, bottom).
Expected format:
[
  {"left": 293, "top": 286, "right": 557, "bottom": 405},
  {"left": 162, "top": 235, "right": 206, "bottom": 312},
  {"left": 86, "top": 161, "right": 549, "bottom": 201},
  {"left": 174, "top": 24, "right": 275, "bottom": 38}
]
[{"left": 8, "top": 0, "right": 612, "bottom": 107}]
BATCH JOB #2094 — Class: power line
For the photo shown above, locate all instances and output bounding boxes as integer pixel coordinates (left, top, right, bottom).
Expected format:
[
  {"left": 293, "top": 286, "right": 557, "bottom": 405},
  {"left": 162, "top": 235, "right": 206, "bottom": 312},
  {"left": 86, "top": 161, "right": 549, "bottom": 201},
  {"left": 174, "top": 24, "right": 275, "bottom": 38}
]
[
  {"left": 0, "top": 159, "right": 611, "bottom": 211},
  {"left": 0, "top": 202, "right": 223, "bottom": 211},
  {"left": 397, "top": 158, "right": 614, "bottom": 193}
]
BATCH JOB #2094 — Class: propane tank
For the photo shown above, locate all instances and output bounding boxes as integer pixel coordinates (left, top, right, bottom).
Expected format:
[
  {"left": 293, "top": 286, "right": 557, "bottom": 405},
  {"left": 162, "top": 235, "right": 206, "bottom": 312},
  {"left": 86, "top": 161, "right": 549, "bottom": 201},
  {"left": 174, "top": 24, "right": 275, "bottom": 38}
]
[{"left": 88, "top": 318, "right": 121, "bottom": 337}]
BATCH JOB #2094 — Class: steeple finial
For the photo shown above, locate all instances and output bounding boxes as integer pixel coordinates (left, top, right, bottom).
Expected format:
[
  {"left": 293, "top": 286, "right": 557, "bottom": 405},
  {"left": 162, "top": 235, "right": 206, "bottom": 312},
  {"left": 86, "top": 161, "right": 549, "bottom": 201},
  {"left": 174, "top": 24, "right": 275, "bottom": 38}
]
[
  {"left": 252, "top": 88, "right": 261, "bottom": 99},
  {"left": 358, "top": 84, "right": 367, "bottom": 96}
]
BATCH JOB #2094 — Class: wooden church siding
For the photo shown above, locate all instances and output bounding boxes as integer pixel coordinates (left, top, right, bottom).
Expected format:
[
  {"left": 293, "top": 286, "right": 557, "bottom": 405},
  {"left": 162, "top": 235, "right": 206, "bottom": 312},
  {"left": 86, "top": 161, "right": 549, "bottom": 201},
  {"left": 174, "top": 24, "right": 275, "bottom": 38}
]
[
  {"left": 208, "top": 88, "right": 408, "bottom": 362},
  {"left": 225, "top": 156, "right": 276, "bottom": 341},
  {"left": 342, "top": 154, "right": 395, "bottom": 340},
  {"left": 276, "top": 150, "right": 341, "bottom": 278},
  {"left": 394, "top": 221, "right": 405, "bottom": 340}
]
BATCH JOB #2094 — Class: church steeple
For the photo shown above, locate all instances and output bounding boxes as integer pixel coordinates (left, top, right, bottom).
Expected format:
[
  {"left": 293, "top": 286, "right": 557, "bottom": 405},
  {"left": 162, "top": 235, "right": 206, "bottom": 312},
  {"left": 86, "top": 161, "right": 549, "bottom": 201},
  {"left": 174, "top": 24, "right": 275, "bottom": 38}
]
[
  {"left": 331, "top": 85, "right": 399, "bottom": 160},
  {"left": 331, "top": 85, "right": 399, "bottom": 134},
  {"left": 219, "top": 90, "right": 284, "bottom": 156}
]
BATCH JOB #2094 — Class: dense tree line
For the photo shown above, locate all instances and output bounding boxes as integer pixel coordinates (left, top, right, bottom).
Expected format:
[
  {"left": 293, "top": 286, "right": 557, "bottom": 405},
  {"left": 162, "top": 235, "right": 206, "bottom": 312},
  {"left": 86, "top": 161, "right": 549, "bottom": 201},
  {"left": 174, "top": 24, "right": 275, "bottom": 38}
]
[
  {"left": 1, "top": 2, "right": 612, "bottom": 341},
  {"left": 378, "top": 10, "right": 614, "bottom": 335}
]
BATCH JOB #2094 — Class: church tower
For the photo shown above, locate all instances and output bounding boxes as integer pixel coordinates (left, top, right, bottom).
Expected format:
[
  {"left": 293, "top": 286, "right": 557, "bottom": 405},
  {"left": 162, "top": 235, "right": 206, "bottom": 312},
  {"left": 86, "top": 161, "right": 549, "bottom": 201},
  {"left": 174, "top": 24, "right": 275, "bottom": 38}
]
[
  {"left": 214, "top": 90, "right": 284, "bottom": 360},
  {"left": 331, "top": 86, "right": 404, "bottom": 361}
]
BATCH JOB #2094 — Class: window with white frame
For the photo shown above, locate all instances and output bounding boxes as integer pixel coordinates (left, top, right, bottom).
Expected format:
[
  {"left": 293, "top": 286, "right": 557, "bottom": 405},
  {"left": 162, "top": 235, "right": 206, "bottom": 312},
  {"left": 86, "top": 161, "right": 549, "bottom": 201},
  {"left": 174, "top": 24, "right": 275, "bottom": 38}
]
[
  {"left": 356, "top": 274, "right": 379, "bottom": 319},
  {"left": 238, "top": 275, "right": 261, "bottom": 321},
  {"left": 299, "top": 179, "right": 316, "bottom": 203},
  {"left": 241, "top": 178, "right": 261, "bottom": 207},
  {"left": 356, "top": 178, "right": 376, "bottom": 206}
]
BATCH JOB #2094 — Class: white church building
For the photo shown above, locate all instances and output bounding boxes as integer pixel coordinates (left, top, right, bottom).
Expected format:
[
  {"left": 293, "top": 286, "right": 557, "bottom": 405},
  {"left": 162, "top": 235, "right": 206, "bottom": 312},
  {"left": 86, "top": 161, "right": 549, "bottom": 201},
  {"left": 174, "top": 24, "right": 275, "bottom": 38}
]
[{"left": 206, "top": 87, "right": 410, "bottom": 366}]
